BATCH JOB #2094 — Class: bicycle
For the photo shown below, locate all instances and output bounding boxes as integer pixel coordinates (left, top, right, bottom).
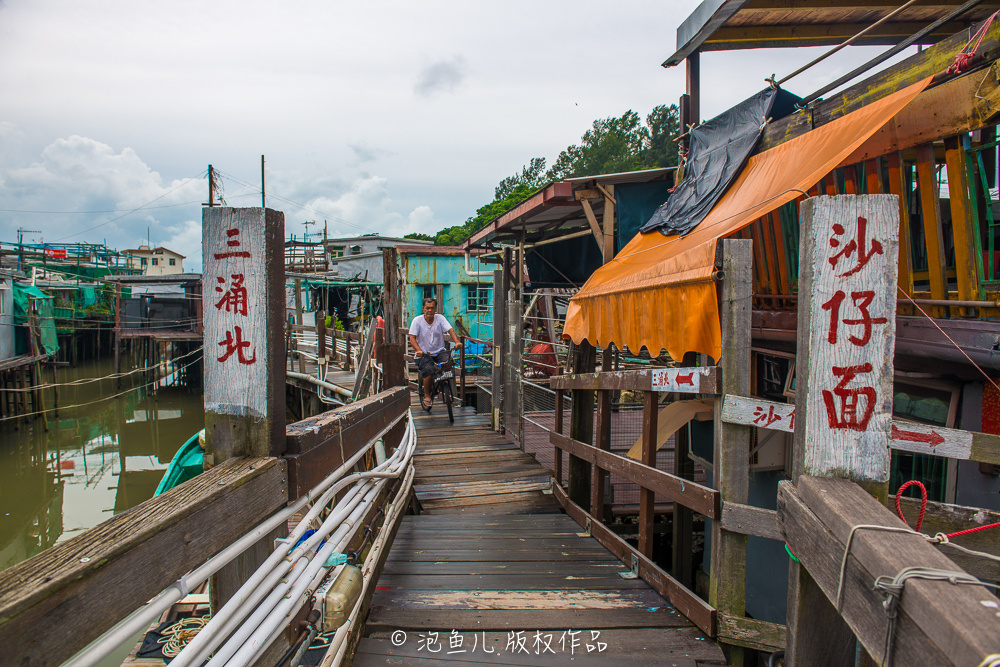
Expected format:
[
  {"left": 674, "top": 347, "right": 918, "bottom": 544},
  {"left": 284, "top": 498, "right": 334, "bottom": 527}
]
[{"left": 419, "top": 349, "right": 456, "bottom": 423}]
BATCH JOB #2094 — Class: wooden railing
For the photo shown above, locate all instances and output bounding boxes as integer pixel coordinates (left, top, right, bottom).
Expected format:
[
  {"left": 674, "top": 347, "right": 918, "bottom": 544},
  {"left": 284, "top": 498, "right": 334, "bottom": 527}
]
[
  {"left": 0, "top": 387, "right": 411, "bottom": 665},
  {"left": 549, "top": 368, "right": 720, "bottom": 637},
  {"left": 781, "top": 476, "right": 1000, "bottom": 665}
]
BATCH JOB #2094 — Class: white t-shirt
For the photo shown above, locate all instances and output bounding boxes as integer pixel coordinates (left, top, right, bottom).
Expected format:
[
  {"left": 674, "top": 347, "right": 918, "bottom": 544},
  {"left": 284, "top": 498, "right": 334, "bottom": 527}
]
[{"left": 408, "top": 313, "right": 453, "bottom": 355}]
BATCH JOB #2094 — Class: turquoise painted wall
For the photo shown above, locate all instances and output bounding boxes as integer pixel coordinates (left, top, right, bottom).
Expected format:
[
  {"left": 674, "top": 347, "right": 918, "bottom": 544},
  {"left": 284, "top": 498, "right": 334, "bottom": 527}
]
[{"left": 401, "top": 254, "right": 493, "bottom": 342}]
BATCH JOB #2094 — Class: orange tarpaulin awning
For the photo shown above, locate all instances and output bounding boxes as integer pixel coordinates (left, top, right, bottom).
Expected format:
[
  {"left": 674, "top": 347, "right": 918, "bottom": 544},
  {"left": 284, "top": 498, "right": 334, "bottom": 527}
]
[{"left": 563, "top": 77, "right": 931, "bottom": 362}]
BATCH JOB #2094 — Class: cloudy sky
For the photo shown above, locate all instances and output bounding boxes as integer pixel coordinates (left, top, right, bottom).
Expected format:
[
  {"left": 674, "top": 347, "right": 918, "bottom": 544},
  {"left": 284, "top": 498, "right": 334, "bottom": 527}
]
[{"left": 0, "top": 1, "right": 917, "bottom": 271}]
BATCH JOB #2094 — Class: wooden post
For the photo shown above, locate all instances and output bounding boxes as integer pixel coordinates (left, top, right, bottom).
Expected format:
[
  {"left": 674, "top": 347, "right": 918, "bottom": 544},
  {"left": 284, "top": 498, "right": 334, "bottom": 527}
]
[
  {"left": 944, "top": 136, "right": 981, "bottom": 310},
  {"left": 554, "top": 387, "right": 564, "bottom": 486},
  {"left": 113, "top": 283, "right": 121, "bottom": 388},
  {"left": 787, "top": 194, "right": 899, "bottom": 665},
  {"left": 708, "top": 239, "right": 752, "bottom": 666},
  {"left": 294, "top": 278, "right": 303, "bottom": 326},
  {"left": 459, "top": 335, "right": 466, "bottom": 402},
  {"left": 638, "top": 390, "right": 658, "bottom": 558},
  {"left": 491, "top": 268, "right": 504, "bottom": 432},
  {"left": 591, "top": 388, "right": 611, "bottom": 520},
  {"left": 316, "top": 310, "right": 327, "bottom": 360},
  {"left": 915, "top": 145, "right": 948, "bottom": 317},
  {"left": 381, "top": 248, "right": 406, "bottom": 389},
  {"left": 567, "top": 340, "right": 596, "bottom": 508}
]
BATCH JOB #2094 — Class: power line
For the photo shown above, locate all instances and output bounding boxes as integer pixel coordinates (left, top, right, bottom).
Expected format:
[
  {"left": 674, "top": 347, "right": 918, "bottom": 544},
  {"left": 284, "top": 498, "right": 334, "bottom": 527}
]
[{"left": 53, "top": 170, "right": 209, "bottom": 242}]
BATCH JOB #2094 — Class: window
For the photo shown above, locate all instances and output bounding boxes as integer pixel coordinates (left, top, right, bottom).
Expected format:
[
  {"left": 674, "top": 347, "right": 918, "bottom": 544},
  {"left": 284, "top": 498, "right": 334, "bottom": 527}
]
[
  {"left": 329, "top": 246, "right": 345, "bottom": 258},
  {"left": 152, "top": 258, "right": 159, "bottom": 266},
  {"left": 169, "top": 258, "right": 176, "bottom": 266},
  {"left": 140, "top": 258, "right": 147, "bottom": 267},
  {"left": 466, "top": 284, "right": 491, "bottom": 312},
  {"left": 421, "top": 285, "right": 437, "bottom": 302}
]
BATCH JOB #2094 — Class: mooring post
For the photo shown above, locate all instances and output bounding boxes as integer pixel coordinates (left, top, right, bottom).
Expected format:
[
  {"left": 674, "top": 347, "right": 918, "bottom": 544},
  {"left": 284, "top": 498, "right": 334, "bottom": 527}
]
[
  {"left": 786, "top": 194, "right": 899, "bottom": 665},
  {"left": 202, "top": 206, "right": 287, "bottom": 609}
]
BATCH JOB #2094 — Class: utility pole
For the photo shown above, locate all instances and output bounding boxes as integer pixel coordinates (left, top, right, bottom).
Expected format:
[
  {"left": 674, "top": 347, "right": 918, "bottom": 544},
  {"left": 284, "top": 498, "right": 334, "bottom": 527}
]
[
  {"left": 207, "top": 164, "right": 216, "bottom": 207},
  {"left": 261, "top": 155, "right": 266, "bottom": 208}
]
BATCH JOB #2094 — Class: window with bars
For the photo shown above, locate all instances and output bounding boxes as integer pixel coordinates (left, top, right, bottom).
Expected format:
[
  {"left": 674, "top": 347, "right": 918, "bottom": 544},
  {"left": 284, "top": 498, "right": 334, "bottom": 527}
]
[{"left": 466, "top": 284, "right": 491, "bottom": 312}]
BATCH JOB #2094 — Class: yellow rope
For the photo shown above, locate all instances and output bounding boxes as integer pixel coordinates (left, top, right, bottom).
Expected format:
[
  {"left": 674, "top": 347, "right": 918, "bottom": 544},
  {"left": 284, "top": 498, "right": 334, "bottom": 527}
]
[{"left": 158, "top": 615, "right": 211, "bottom": 658}]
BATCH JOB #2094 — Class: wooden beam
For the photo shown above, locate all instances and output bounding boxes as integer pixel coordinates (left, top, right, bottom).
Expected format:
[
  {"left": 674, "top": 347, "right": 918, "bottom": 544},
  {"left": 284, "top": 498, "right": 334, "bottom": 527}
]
[
  {"left": 945, "top": 135, "right": 982, "bottom": 308},
  {"left": 717, "top": 614, "right": 786, "bottom": 652},
  {"left": 720, "top": 501, "right": 781, "bottom": 541},
  {"left": 0, "top": 458, "right": 287, "bottom": 665},
  {"left": 780, "top": 476, "right": 1000, "bottom": 665},
  {"left": 759, "top": 19, "right": 1000, "bottom": 152},
  {"left": 916, "top": 144, "right": 949, "bottom": 317},
  {"left": 550, "top": 431, "right": 719, "bottom": 518},
  {"left": 886, "top": 152, "right": 915, "bottom": 295},
  {"left": 550, "top": 366, "right": 720, "bottom": 393},
  {"left": 843, "top": 65, "right": 1000, "bottom": 166},
  {"left": 602, "top": 184, "right": 615, "bottom": 262},
  {"left": 579, "top": 198, "right": 604, "bottom": 256},
  {"left": 707, "top": 21, "right": 965, "bottom": 48}
]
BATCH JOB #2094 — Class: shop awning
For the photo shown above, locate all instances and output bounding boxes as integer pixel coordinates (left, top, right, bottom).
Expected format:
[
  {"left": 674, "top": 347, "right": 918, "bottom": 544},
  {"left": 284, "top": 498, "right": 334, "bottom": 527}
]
[{"left": 563, "top": 77, "right": 931, "bottom": 361}]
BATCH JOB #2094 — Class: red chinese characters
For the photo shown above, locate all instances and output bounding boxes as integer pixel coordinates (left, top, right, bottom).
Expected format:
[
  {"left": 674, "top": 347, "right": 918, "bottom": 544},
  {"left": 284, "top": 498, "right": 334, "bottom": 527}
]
[
  {"left": 214, "top": 228, "right": 256, "bottom": 365},
  {"left": 820, "top": 290, "right": 887, "bottom": 346},
  {"left": 214, "top": 228, "right": 251, "bottom": 260},
  {"left": 819, "top": 215, "right": 887, "bottom": 433},
  {"left": 828, "top": 216, "right": 883, "bottom": 278},
  {"left": 215, "top": 274, "right": 248, "bottom": 316}
]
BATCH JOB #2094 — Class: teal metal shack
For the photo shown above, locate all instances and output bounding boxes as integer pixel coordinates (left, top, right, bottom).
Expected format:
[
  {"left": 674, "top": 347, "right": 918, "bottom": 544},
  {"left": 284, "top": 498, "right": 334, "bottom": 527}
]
[{"left": 396, "top": 246, "right": 494, "bottom": 343}]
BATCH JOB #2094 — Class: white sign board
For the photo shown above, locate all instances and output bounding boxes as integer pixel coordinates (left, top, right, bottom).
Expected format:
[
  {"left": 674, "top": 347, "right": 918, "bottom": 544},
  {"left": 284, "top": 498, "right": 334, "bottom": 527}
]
[
  {"left": 651, "top": 366, "right": 712, "bottom": 393},
  {"left": 723, "top": 394, "right": 975, "bottom": 461},
  {"left": 204, "top": 208, "right": 270, "bottom": 419},
  {"left": 798, "top": 195, "right": 899, "bottom": 482}
]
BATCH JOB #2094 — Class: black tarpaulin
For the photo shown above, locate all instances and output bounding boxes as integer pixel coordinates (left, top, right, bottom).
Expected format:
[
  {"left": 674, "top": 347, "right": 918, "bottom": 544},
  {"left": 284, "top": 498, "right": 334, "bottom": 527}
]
[{"left": 640, "top": 87, "right": 802, "bottom": 237}]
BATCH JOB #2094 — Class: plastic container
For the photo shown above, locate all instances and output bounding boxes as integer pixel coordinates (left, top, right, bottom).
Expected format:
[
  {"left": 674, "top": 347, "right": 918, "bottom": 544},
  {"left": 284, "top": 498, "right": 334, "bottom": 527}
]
[{"left": 321, "top": 564, "right": 363, "bottom": 631}]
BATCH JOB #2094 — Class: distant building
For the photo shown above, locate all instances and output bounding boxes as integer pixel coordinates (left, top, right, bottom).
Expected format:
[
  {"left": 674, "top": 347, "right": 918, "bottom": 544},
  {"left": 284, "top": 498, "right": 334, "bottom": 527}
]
[
  {"left": 396, "top": 245, "right": 493, "bottom": 342},
  {"left": 121, "top": 246, "right": 185, "bottom": 276}
]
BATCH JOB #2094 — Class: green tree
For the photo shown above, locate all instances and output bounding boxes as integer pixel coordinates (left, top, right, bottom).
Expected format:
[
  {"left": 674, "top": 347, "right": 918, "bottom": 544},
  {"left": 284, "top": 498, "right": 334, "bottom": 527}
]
[{"left": 644, "top": 104, "right": 681, "bottom": 169}]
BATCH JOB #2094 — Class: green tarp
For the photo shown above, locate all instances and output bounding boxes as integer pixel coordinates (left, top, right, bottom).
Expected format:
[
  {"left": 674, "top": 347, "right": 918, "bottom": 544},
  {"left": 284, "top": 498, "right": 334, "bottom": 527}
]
[{"left": 13, "top": 284, "right": 59, "bottom": 356}]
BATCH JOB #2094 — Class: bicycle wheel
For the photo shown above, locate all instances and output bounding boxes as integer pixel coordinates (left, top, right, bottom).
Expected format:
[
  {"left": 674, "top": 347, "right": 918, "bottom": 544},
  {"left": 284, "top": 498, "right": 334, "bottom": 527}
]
[{"left": 441, "top": 381, "right": 454, "bottom": 423}]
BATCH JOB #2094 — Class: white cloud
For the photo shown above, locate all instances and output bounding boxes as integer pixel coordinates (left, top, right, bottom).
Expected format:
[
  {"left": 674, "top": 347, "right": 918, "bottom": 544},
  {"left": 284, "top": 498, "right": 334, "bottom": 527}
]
[{"left": 0, "top": 135, "right": 205, "bottom": 266}]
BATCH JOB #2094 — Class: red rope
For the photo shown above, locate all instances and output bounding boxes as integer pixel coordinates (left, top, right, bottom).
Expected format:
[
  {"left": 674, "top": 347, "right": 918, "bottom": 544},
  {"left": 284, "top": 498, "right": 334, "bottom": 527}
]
[
  {"left": 947, "top": 11, "right": 999, "bottom": 75},
  {"left": 895, "top": 479, "right": 1000, "bottom": 539},
  {"left": 895, "top": 480, "right": 928, "bottom": 532},
  {"left": 946, "top": 521, "right": 1000, "bottom": 539}
]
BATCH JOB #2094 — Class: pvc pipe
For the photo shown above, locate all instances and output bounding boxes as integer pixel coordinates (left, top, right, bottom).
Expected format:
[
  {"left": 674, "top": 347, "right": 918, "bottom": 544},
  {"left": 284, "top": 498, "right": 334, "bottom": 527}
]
[
  {"left": 174, "top": 416, "right": 414, "bottom": 667},
  {"left": 464, "top": 249, "right": 494, "bottom": 277},
  {"left": 183, "top": 414, "right": 415, "bottom": 667},
  {"left": 322, "top": 464, "right": 416, "bottom": 666},
  {"left": 216, "top": 481, "right": 387, "bottom": 667},
  {"left": 287, "top": 370, "right": 352, "bottom": 398}
]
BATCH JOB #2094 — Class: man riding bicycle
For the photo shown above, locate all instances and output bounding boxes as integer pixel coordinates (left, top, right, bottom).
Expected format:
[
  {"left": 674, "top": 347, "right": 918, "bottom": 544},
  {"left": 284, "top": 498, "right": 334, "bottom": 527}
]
[{"left": 408, "top": 298, "right": 463, "bottom": 409}]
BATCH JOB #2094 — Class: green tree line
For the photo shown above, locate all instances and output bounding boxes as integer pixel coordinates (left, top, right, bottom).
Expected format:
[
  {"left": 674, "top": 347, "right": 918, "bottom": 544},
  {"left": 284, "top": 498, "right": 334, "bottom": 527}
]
[{"left": 407, "top": 104, "right": 680, "bottom": 246}]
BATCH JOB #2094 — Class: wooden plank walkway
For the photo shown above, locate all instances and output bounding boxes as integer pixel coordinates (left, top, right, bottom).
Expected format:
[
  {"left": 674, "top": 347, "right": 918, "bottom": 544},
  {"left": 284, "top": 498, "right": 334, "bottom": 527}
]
[{"left": 358, "top": 392, "right": 727, "bottom": 666}]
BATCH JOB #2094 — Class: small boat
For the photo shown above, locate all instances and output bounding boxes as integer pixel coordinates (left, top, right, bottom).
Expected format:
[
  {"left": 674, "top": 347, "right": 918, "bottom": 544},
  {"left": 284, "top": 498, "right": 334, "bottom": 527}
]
[{"left": 154, "top": 430, "right": 205, "bottom": 496}]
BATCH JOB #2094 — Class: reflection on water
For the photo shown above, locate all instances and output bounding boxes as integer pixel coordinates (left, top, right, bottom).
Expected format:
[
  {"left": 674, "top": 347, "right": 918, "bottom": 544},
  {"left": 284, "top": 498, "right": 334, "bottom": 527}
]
[{"left": 0, "top": 356, "right": 204, "bottom": 572}]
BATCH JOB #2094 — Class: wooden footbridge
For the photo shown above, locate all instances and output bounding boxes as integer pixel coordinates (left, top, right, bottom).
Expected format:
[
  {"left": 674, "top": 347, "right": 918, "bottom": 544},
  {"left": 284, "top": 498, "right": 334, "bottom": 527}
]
[{"left": 355, "top": 394, "right": 726, "bottom": 666}]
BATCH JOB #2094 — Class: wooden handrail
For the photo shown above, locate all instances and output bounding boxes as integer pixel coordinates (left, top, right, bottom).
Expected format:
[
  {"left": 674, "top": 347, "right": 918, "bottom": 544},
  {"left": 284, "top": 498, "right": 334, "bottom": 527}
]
[
  {"left": 550, "top": 431, "right": 718, "bottom": 518},
  {"left": 552, "top": 484, "right": 716, "bottom": 637},
  {"left": 0, "top": 457, "right": 287, "bottom": 664},
  {"left": 551, "top": 366, "right": 720, "bottom": 394}
]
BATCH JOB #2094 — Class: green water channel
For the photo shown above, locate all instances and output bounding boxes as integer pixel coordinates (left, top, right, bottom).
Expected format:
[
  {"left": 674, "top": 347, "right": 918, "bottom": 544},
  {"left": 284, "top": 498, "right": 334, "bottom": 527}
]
[{"left": 0, "top": 356, "right": 204, "bottom": 572}]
